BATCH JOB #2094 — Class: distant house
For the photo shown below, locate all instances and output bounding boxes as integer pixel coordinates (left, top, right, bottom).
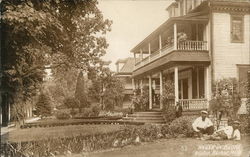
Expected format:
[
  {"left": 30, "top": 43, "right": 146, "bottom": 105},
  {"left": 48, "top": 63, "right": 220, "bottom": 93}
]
[{"left": 115, "top": 58, "right": 135, "bottom": 108}]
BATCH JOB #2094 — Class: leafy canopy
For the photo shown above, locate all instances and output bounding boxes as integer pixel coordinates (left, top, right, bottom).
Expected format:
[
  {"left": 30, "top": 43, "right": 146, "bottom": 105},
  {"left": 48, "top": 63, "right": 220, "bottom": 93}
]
[{"left": 1, "top": 0, "right": 112, "bottom": 105}]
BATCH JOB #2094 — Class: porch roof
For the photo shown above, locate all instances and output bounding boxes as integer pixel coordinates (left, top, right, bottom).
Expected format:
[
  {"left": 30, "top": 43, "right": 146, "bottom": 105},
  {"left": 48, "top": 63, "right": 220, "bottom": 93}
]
[
  {"left": 130, "top": 12, "right": 209, "bottom": 53},
  {"left": 132, "top": 51, "right": 210, "bottom": 77}
]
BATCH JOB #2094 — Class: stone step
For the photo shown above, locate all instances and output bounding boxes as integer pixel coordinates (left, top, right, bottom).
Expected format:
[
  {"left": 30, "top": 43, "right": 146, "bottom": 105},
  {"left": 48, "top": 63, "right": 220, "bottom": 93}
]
[
  {"left": 122, "top": 119, "right": 165, "bottom": 124},
  {"left": 128, "top": 114, "right": 163, "bottom": 118},
  {"left": 123, "top": 111, "right": 165, "bottom": 124},
  {"left": 132, "top": 112, "right": 163, "bottom": 116},
  {"left": 127, "top": 117, "right": 163, "bottom": 120}
]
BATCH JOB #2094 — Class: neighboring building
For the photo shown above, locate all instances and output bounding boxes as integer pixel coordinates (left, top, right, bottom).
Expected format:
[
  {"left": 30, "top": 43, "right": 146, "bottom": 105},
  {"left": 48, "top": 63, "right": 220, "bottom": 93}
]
[
  {"left": 115, "top": 58, "right": 135, "bottom": 108},
  {"left": 131, "top": 0, "right": 250, "bottom": 111}
]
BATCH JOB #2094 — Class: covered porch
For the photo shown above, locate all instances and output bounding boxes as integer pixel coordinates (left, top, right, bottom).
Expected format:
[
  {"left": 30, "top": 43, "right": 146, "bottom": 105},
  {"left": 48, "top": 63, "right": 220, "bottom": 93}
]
[{"left": 132, "top": 64, "right": 211, "bottom": 111}]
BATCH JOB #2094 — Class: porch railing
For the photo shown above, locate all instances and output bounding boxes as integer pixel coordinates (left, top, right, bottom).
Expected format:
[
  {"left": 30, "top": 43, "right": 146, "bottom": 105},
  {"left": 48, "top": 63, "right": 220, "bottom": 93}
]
[
  {"left": 177, "top": 40, "right": 208, "bottom": 51},
  {"left": 134, "top": 40, "right": 208, "bottom": 70},
  {"left": 179, "top": 99, "right": 208, "bottom": 111}
]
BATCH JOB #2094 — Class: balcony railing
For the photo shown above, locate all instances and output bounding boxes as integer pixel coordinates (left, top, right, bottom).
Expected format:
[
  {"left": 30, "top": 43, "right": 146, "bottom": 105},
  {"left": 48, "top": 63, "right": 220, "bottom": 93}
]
[
  {"left": 134, "top": 40, "right": 208, "bottom": 70},
  {"left": 178, "top": 40, "right": 208, "bottom": 51},
  {"left": 179, "top": 99, "right": 208, "bottom": 111}
]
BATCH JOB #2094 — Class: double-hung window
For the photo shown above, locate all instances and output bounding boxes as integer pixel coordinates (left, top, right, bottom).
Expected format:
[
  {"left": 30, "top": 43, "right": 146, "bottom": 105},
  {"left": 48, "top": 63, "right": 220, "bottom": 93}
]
[{"left": 231, "top": 15, "right": 244, "bottom": 43}]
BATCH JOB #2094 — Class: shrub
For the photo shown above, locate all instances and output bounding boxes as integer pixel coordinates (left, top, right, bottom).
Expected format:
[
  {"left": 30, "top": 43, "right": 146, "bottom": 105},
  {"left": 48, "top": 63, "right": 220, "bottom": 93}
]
[
  {"left": 161, "top": 77, "right": 176, "bottom": 123},
  {"left": 36, "top": 92, "right": 52, "bottom": 118},
  {"left": 169, "top": 116, "right": 196, "bottom": 137},
  {"left": 136, "top": 124, "right": 163, "bottom": 141},
  {"left": 238, "top": 115, "right": 250, "bottom": 134},
  {"left": 162, "top": 99, "right": 176, "bottom": 123},
  {"left": 56, "top": 112, "right": 71, "bottom": 120},
  {"left": 132, "top": 86, "right": 149, "bottom": 112},
  {"left": 81, "top": 108, "right": 92, "bottom": 117},
  {"left": 210, "top": 78, "right": 241, "bottom": 120},
  {"left": 63, "top": 97, "right": 80, "bottom": 112},
  {"left": 91, "top": 105, "right": 101, "bottom": 117}
]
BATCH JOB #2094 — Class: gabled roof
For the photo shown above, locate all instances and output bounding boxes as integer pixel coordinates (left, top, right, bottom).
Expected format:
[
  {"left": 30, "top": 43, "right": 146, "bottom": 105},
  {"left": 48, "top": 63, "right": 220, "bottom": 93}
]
[{"left": 116, "top": 57, "right": 134, "bottom": 75}]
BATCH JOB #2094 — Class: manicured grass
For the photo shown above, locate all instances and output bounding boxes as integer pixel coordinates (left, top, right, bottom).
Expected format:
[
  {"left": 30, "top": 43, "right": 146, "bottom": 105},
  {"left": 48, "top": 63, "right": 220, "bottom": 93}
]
[
  {"left": 7, "top": 124, "right": 125, "bottom": 143},
  {"left": 76, "top": 136, "right": 250, "bottom": 157}
]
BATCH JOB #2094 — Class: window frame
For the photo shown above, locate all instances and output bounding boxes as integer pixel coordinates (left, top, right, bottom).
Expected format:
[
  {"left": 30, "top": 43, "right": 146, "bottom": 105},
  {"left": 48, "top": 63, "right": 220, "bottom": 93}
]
[{"left": 230, "top": 14, "right": 244, "bottom": 43}]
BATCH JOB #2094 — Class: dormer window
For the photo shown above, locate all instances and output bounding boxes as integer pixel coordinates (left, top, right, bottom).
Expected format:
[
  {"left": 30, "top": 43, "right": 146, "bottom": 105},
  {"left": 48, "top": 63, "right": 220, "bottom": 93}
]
[{"left": 231, "top": 15, "right": 244, "bottom": 43}]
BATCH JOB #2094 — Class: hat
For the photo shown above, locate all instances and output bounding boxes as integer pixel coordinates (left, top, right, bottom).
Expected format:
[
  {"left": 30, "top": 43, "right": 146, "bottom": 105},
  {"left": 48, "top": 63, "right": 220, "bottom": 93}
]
[
  {"left": 201, "top": 110, "right": 208, "bottom": 114},
  {"left": 233, "top": 121, "right": 240, "bottom": 125}
]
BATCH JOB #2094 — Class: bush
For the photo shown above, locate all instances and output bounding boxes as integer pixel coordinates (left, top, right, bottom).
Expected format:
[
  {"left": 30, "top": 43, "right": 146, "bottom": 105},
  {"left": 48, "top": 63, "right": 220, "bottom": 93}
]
[
  {"left": 4, "top": 121, "right": 201, "bottom": 156},
  {"left": 162, "top": 99, "right": 176, "bottom": 123},
  {"left": 238, "top": 115, "right": 250, "bottom": 134},
  {"left": 168, "top": 116, "right": 196, "bottom": 137},
  {"left": 91, "top": 105, "right": 101, "bottom": 117},
  {"left": 56, "top": 112, "right": 71, "bottom": 120},
  {"left": 36, "top": 92, "right": 52, "bottom": 118}
]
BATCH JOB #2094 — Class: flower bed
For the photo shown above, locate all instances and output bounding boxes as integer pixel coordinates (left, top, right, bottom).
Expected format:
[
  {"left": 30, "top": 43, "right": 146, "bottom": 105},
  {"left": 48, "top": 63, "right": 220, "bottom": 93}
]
[
  {"left": 2, "top": 116, "right": 196, "bottom": 156},
  {"left": 21, "top": 119, "right": 144, "bottom": 129}
]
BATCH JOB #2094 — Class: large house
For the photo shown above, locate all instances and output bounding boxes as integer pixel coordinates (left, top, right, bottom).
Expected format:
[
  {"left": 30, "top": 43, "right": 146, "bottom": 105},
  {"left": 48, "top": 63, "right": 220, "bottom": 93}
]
[
  {"left": 115, "top": 58, "right": 135, "bottom": 108},
  {"left": 130, "top": 0, "right": 250, "bottom": 111}
]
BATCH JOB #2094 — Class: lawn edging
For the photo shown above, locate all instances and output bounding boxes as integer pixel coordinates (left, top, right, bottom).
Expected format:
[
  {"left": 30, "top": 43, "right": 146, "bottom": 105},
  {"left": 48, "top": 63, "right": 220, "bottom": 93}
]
[{"left": 21, "top": 119, "right": 144, "bottom": 129}]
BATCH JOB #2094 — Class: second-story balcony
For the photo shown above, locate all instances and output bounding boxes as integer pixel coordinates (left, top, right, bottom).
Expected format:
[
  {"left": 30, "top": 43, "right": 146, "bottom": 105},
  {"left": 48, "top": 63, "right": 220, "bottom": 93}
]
[
  {"left": 131, "top": 12, "right": 210, "bottom": 74},
  {"left": 135, "top": 40, "right": 208, "bottom": 69}
]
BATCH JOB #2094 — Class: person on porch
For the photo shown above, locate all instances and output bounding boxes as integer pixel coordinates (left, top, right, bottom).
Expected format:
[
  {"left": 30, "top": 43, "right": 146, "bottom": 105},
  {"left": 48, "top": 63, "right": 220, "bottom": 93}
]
[
  {"left": 204, "top": 121, "right": 241, "bottom": 141},
  {"left": 192, "top": 110, "right": 214, "bottom": 138}
]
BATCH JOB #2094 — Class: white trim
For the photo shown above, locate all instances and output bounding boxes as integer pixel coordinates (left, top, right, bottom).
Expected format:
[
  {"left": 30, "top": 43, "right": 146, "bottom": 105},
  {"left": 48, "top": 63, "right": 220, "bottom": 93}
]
[
  {"left": 175, "top": 67, "right": 179, "bottom": 105},
  {"left": 149, "top": 76, "right": 153, "bottom": 109}
]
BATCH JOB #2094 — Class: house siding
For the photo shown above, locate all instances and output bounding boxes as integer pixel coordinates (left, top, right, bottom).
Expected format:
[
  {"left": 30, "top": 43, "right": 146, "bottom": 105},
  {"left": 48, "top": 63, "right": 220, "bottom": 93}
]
[{"left": 212, "top": 12, "right": 250, "bottom": 80}]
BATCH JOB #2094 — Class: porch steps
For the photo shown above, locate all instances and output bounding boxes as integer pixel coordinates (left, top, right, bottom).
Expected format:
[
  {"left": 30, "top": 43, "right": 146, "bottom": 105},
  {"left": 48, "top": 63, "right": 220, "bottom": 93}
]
[{"left": 122, "top": 111, "right": 165, "bottom": 124}]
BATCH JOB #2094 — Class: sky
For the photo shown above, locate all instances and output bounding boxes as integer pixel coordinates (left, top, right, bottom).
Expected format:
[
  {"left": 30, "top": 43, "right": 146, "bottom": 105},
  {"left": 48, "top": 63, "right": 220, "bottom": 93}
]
[{"left": 98, "top": 0, "right": 174, "bottom": 71}]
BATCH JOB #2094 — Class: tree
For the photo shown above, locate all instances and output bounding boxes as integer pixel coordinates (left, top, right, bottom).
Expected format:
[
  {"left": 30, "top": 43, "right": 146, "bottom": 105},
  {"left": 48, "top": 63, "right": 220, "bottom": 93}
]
[
  {"left": 209, "top": 78, "right": 241, "bottom": 125},
  {"left": 36, "top": 92, "right": 52, "bottom": 117},
  {"left": 63, "top": 97, "right": 79, "bottom": 115},
  {"left": 88, "top": 67, "right": 124, "bottom": 110},
  {"left": 75, "top": 71, "right": 90, "bottom": 112},
  {"left": 1, "top": 0, "right": 112, "bottom": 122}
]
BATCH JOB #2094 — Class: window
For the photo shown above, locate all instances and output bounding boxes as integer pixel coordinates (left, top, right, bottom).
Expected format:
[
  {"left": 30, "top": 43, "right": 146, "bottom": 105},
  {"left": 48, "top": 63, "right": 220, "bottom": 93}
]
[{"left": 231, "top": 15, "right": 244, "bottom": 43}]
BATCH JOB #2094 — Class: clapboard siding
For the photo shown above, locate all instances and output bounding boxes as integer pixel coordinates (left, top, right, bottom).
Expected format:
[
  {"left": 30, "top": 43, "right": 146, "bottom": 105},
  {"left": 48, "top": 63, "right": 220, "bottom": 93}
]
[{"left": 213, "top": 13, "right": 250, "bottom": 80}]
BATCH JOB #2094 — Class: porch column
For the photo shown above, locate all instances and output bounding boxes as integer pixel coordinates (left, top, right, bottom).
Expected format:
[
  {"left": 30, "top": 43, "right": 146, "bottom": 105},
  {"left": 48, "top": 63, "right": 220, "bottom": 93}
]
[
  {"left": 174, "top": 67, "right": 179, "bottom": 105},
  {"left": 148, "top": 43, "right": 151, "bottom": 62},
  {"left": 140, "top": 49, "right": 143, "bottom": 61},
  {"left": 132, "top": 78, "right": 135, "bottom": 90},
  {"left": 149, "top": 75, "right": 153, "bottom": 110},
  {"left": 160, "top": 71, "right": 163, "bottom": 109},
  {"left": 197, "top": 67, "right": 200, "bottom": 98},
  {"left": 174, "top": 23, "right": 177, "bottom": 50},
  {"left": 159, "top": 34, "right": 162, "bottom": 56},
  {"left": 140, "top": 79, "right": 143, "bottom": 95},
  {"left": 133, "top": 52, "right": 136, "bottom": 64},
  {"left": 205, "top": 66, "right": 211, "bottom": 101}
]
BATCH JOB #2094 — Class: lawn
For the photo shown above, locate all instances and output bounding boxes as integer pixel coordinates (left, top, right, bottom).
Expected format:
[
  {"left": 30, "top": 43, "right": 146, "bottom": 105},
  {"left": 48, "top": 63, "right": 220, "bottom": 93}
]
[
  {"left": 4, "top": 124, "right": 125, "bottom": 143},
  {"left": 68, "top": 136, "right": 250, "bottom": 157}
]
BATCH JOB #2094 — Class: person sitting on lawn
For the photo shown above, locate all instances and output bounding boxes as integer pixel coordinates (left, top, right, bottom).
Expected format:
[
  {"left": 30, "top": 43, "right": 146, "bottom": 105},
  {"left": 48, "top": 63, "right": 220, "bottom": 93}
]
[
  {"left": 192, "top": 110, "right": 214, "bottom": 138},
  {"left": 206, "top": 121, "right": 241, "bottom": 141}
]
